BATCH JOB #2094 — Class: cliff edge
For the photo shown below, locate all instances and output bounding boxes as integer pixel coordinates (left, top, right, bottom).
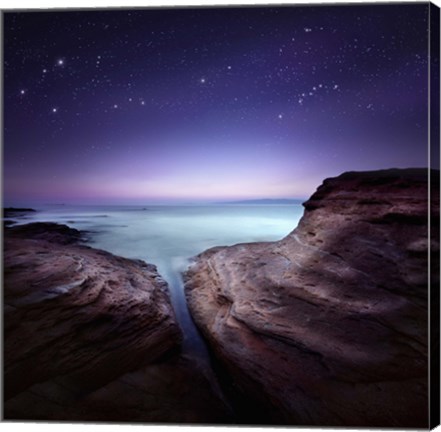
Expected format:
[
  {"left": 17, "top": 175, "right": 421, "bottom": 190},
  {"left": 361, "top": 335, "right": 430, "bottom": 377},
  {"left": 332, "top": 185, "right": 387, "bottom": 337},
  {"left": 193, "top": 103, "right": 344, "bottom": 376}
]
[{"left": 184, "top": 168, "right": 439, "bottom": 427}]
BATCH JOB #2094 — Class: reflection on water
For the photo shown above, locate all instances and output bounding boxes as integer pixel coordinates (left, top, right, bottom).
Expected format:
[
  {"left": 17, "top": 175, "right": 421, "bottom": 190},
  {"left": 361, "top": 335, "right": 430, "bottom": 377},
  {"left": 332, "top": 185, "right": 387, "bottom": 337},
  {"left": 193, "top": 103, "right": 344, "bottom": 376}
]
[{"left": 19, "top": 204, "right": 304, "bottom": 358}]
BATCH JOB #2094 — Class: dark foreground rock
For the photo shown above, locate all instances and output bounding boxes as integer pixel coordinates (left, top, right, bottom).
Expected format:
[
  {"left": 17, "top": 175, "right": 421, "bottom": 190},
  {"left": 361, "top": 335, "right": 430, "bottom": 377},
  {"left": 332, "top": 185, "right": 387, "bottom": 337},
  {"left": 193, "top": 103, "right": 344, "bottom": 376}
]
[
  {"left": 185, "top": 168, "right": 439, "bottom": 428},
  {"left": 4, "top": 222, "right": 230, "bottom": 423}
]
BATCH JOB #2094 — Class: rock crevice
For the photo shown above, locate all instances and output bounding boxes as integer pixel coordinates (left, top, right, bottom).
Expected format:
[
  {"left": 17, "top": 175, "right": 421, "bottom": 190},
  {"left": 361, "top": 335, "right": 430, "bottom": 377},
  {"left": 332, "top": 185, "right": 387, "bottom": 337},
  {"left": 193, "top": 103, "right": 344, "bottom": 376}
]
[{"left": 4, "top": 222, "right": 231, "bottom": 423}]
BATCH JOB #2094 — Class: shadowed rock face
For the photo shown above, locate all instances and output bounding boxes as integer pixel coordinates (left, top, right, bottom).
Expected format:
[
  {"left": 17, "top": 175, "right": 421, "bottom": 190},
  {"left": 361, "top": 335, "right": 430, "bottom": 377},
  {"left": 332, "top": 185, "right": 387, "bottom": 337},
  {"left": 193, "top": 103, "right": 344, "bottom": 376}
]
[{"left": 185, "top": 168, "right": 439, "bottom": 427}]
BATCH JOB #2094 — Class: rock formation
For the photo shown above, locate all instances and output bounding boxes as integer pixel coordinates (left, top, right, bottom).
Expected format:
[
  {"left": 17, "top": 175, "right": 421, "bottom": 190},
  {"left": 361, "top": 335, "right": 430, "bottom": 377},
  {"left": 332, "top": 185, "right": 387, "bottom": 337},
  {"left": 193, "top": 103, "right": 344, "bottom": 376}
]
[
  {"left": 3, "top": 207, "right": 36, "bottom": 227},
  {"left": 3, "top": 207, "right": 36, "bottom": 217},
  {"left": 185, "top": 168, "right": 439, "bottom": 427},
  {"left": 4, "top": 222, "right": 230, "bottom": 423}
]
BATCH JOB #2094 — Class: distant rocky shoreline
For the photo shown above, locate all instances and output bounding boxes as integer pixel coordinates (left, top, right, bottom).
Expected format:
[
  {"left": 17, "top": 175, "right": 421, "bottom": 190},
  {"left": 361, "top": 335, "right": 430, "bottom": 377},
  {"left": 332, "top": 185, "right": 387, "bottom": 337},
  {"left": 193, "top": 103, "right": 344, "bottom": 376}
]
[
  {"left": 3, "top": 168, "right": 439, "bottom": 426},
  {"left": 3, "top": 207, "right": 37, "bottom": 226},
  {"left": 3, "top": 207, "right": 36, "bottom": 216}
]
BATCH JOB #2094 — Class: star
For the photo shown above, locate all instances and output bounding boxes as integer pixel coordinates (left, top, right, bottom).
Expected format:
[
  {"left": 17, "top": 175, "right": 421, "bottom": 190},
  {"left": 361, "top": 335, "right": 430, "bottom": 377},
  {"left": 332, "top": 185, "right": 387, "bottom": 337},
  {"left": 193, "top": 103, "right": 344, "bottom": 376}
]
[{"left": 0, "top": 2, "right": 426, "bottom": 207}]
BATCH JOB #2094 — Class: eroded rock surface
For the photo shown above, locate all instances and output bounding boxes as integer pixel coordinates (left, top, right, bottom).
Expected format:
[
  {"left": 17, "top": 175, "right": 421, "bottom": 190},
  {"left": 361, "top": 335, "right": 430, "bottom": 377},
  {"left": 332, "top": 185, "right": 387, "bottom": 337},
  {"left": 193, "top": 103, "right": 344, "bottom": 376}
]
[
  {"left": 3, "top": 222, "right": 230, "bottom": 423},
  {"left": 185, "top": 168, "right": 439, "bottom": 427}
]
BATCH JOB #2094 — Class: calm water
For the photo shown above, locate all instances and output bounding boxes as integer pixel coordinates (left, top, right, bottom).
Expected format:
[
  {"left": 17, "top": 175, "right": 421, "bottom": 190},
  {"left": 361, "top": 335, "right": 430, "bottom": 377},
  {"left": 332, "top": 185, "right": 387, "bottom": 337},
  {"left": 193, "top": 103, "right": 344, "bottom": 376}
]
[{"left": 15, "top": 204, "right": 304, "bottom": 358}]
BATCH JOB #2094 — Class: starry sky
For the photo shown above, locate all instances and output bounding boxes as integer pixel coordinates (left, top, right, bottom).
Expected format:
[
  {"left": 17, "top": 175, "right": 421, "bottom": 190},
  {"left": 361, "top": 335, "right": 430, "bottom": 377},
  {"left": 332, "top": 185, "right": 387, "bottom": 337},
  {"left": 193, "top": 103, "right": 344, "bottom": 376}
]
[{"left": 3, "top": 3, "right": 431, "bottom": 205}]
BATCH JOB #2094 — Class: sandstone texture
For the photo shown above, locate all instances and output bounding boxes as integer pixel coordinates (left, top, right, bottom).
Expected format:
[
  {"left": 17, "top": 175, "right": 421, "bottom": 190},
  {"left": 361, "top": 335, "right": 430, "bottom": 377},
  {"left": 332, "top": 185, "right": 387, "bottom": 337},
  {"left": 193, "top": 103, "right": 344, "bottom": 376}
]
[
  {"left": 5, "top": 222, "right": 181, "bottom": 399},
  {"left": 185, "top": 168, "right": 439, "bottom": 427},
  {"left": 3, "top": 223, "right": 196, "bottom": 421},
  {"left": 4, "top": 222, "right": 232, "bottom": 423}
]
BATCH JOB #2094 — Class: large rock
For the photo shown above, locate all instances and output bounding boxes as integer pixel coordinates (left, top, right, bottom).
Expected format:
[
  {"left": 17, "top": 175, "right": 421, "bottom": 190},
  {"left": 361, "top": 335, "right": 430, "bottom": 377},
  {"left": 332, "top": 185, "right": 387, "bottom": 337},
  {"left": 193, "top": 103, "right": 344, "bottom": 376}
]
[
  {"left": 4, "top": 222, "right": 233, "bottom": 423},
  {"left": 7, "top": 221, "right": 84, "bottom": 244},
  {"left": 185, "top": 168, "right": 439, "bottom": 428},
  {"left": 4, "top": 222, "right": 183, "bottom": 419}
]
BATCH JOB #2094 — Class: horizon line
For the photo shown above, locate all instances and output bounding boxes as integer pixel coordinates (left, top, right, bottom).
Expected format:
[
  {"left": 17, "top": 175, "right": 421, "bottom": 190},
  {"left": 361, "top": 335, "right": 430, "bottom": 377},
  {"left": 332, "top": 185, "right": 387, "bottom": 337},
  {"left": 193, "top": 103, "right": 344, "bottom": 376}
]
[{"left": 3, "top": 197, "right": 308, "bottom": 208}]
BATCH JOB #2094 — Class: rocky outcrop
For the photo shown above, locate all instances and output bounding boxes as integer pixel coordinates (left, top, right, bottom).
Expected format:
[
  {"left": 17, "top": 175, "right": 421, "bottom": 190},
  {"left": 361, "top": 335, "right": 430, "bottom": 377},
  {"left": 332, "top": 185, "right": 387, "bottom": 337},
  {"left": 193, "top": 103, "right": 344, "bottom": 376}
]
[
  {"left": 7, "top": 221, "right": 84, "bottom": 244},
  {"left": 4, "top": 223, "right": 183, "bottom": 419},
  {"left": 4, "top": 222, "right": 233, "bottom": 423},
  {"left": 3, "top": 207, "right": 36, "bottom": 226},
  {"left": 3, "top": 207, "right": 36, "bottom": 217},
  {"left": 185, "top": 168, "right": 439, "bottom": 428}
]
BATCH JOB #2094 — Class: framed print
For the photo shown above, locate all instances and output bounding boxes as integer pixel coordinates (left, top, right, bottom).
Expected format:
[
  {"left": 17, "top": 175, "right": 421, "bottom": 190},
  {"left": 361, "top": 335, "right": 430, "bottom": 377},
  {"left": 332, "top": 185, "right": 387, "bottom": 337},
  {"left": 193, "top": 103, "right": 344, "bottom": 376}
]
[{"left": 2, "top": 1, "right": 440, "bottom": 428}]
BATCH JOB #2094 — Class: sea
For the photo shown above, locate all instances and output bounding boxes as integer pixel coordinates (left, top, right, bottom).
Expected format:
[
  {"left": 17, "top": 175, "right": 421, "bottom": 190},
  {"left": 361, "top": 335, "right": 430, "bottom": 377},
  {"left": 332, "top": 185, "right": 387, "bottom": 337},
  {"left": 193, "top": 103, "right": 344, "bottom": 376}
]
[{"left": 10, "top": 204, "right": 304, "bottom": 360}]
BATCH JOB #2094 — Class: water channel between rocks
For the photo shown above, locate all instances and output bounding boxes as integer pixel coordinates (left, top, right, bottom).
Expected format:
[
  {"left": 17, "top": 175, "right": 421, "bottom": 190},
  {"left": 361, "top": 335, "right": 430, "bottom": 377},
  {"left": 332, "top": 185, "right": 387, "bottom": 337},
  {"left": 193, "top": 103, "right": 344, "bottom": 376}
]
[{"left": 18, "top": 204, "right": 303, "bottom": 375}]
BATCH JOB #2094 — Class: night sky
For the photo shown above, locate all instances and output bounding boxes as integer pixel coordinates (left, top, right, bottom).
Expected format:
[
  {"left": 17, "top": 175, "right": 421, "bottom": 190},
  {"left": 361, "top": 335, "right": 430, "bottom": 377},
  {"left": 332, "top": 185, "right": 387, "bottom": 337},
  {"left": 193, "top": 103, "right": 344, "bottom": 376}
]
[{"left": 3, "top": 4, "right": 430, "bottom": 205}]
